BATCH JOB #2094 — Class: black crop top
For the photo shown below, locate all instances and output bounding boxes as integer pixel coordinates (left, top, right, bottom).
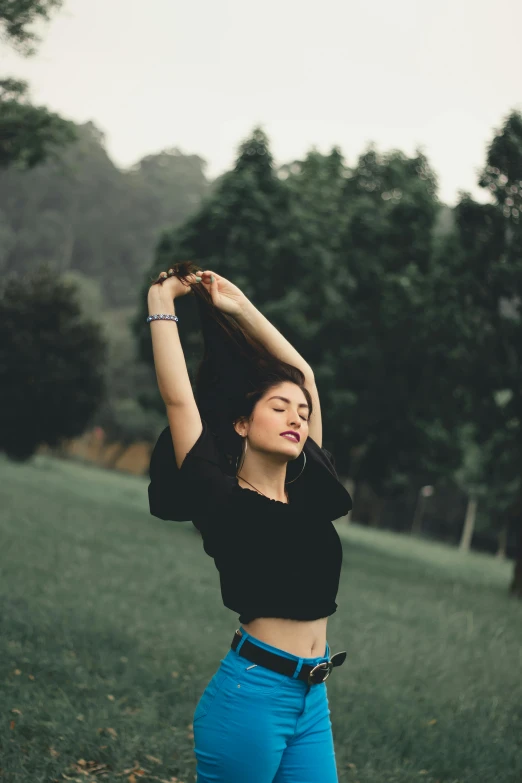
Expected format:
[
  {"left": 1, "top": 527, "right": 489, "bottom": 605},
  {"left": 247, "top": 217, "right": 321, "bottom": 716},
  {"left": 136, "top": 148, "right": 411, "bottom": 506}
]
[{"left": 148, "top": 419, "right": 352, "bottom": 624}]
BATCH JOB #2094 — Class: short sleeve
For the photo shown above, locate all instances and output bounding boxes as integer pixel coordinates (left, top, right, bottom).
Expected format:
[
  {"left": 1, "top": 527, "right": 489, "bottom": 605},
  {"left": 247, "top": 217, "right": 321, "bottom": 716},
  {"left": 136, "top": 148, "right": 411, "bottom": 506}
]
[
  {"left": 148, "top": 418, "right": 234, "bottom": 523},
  {"left": 291, "top": 435, "right": 352, "bottom": 521}
]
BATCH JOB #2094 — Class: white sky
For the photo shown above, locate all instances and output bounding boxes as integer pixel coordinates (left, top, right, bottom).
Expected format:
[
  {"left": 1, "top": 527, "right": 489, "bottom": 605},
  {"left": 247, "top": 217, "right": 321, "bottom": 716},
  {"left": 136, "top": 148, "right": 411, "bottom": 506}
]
[{"left": 1, "top": 0, "right": 521, "bottom": 206}]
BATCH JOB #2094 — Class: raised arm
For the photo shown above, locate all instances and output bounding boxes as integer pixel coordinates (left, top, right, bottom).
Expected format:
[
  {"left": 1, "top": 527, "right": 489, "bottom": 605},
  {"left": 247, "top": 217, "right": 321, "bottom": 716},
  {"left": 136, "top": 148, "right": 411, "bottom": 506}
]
[
  {"left": 193, "top": 269, "right": 323, "bottom": 448},
  {"left": 234, "top": 298, "right": 323, "bottom": 448},
  {"left": 235, "top": 299, "right": 315, "bottom": 384},
  {"left": 147, "top": 273, "right": 204, "bottom": 469}
]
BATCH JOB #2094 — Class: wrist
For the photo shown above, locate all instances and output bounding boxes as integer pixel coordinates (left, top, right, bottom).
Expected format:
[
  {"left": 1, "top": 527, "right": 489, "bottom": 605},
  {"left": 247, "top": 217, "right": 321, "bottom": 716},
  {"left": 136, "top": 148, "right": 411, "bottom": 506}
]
[
  {"left": 148, "top": 290, "right": 176, "bottom": 316},
  {"left": 235, "top": 297, "right": 254, "bottom": 322}
]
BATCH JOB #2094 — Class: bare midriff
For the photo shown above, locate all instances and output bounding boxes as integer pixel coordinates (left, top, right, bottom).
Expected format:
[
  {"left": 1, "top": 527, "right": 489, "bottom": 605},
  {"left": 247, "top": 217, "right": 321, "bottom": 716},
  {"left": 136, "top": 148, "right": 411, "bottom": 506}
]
[{"left": 241, "top": 616, "right": 328, "bottom": 658}]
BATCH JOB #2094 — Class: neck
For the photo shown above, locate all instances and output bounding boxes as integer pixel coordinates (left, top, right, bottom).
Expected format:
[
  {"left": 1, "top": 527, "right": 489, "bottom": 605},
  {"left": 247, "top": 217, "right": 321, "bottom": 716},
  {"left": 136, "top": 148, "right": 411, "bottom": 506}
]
[{"left": 237, "top": 453, "right": 289, "bottom": 503}]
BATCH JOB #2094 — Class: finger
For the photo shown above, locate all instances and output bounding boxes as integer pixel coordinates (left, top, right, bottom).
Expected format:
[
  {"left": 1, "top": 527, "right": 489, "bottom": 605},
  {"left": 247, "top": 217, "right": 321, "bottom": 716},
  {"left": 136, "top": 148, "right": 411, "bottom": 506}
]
[
  {"left": 200, "top": 270, "right": 216, "bottom": 284},
  {"left": 181, "top": 273, "right": 201, "bottom": 285}
]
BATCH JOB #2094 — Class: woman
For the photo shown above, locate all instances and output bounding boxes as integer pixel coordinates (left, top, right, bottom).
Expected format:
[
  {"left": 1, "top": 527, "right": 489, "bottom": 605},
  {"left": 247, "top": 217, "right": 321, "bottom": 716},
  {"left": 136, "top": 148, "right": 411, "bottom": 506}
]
[{"left": 146, "top": 261, "right": 352, "bottom": 783}]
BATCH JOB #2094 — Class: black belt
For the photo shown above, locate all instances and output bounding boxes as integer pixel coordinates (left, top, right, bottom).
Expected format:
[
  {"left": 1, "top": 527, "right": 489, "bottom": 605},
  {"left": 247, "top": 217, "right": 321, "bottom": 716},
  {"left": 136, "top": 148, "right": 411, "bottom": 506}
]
[{"left": 231, "top": 629, "right": 347, "bottom": 686}]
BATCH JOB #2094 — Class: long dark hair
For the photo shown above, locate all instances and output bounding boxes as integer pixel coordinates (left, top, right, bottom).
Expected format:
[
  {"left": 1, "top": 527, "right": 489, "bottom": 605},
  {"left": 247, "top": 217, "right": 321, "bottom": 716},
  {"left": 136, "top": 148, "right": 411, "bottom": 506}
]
[{"left": 159, "top": 260, "right": 313, "bottom": 475}]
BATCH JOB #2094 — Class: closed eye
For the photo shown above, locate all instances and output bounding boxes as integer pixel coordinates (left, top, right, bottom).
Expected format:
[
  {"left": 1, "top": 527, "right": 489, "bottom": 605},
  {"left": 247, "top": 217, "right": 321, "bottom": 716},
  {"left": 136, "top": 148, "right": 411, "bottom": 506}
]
[{"left": 274, "top": 408, "right": 308, "bottom": 422}]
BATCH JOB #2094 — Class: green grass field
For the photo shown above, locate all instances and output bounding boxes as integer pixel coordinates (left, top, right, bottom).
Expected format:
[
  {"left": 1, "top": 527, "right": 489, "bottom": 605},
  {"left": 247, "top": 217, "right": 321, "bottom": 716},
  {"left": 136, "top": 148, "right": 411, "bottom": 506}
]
[{"left": 1, "top": 452, "right": 521, "bottom": 783}]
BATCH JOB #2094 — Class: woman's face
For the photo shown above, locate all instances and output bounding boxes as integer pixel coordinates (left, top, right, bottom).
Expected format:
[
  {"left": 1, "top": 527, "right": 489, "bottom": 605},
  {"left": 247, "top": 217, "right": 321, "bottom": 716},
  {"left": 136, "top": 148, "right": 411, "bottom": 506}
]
[{"left": 236, "top": 381, "right": 310, "bottom": 459}]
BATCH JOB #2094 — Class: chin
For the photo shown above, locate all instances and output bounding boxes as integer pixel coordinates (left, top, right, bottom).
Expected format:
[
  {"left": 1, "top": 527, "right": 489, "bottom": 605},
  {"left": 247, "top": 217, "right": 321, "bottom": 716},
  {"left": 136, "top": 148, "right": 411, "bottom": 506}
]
[
  {"left": 279, "top": 443, "right": 303, "bottom": 461},
  {"left": 277, "top": 438, "right": 300, "bottom": 449}
]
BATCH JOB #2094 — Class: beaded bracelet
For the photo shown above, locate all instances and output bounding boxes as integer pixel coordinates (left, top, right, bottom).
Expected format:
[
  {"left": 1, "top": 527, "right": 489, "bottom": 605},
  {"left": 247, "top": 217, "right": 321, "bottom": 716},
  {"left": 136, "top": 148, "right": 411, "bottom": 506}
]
[{"left": 146, "top": 314, "right": 179, "bottom": 324}]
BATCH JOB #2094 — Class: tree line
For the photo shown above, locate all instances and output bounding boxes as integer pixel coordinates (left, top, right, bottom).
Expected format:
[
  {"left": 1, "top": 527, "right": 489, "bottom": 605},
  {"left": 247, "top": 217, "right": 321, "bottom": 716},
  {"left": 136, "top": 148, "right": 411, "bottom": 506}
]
[{"left": 131, "top": 121, "right": 522, "bottom": 601}]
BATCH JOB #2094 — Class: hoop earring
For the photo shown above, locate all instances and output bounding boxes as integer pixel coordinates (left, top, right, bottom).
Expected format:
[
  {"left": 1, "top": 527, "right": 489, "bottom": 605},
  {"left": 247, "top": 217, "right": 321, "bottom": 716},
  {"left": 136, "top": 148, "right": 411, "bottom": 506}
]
[
  {"left": 235, "top": 438, "right": 247, "bottom": 475},
  {"left": 285, "top": 450, "right": 306, "bottom": 484}
]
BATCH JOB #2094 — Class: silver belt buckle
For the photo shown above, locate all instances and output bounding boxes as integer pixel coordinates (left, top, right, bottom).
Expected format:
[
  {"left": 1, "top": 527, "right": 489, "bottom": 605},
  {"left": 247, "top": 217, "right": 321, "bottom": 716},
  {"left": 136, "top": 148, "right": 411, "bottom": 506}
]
[{"left": 308, "top": 659, "right": 333, "bottom": 685}]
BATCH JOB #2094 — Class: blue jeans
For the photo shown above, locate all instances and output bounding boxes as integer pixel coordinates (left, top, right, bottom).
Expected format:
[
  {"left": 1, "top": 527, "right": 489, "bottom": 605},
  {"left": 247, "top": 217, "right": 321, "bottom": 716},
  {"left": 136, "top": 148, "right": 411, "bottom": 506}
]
[{"left": 193, "top": 625, "right": 339, "bottom": 782}]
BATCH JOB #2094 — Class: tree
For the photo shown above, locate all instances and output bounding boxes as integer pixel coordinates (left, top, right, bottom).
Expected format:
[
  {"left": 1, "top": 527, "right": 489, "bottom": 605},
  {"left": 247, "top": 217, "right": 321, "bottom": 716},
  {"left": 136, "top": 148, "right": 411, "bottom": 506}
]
[
  {"left": 0, "top": 264, "right": 107, "bottom": 460},
  {"left": 0, "top": 122, "right": 210, "bottom": 304},
  {"left": 453, "top": 423, "right": 489, "bottom": 552},
  {"left": 0, "top": 77, "right": 76, "bottom": 169},
  {"left": 0, "top": 1, "right": 76, "bottom": 170},
  {"left": 0, "top": 0, "right": 64, "bottom": 55},
  {"left": 92, "top": 305, "right": 167, "bottom": 466},
  {"left": 294, "top": 145, "right": 465, "bottom": 521},
  {"left": 452, "top": 110, "right": 522, "bottom": 596}
]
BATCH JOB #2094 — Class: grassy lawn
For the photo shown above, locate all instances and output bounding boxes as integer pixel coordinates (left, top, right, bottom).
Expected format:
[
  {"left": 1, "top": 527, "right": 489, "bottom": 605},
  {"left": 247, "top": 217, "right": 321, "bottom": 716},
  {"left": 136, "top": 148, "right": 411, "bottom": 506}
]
[{"left": 0, "top": 452, "right": 520, "bottom": 783}]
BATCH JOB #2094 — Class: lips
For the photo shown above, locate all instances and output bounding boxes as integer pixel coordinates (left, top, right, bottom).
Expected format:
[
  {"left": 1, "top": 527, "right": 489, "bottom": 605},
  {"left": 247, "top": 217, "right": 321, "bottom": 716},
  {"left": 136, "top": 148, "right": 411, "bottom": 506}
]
[{"left": 280, "top": 431, "right": 300, "bottom": 442}]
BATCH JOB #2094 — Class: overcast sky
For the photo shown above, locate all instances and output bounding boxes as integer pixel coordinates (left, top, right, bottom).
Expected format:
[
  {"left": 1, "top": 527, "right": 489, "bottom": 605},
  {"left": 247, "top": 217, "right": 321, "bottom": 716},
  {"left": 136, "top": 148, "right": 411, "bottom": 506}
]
[{"left": 1, "top": 0, "right": 521, "bottom": 205}]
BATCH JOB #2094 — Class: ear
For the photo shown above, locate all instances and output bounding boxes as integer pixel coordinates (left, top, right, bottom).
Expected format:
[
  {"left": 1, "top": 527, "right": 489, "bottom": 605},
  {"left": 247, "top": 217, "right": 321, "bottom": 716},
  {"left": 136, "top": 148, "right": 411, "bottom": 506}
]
[{"left": 233, "top": 417, "right": 247, "bottom": 438}]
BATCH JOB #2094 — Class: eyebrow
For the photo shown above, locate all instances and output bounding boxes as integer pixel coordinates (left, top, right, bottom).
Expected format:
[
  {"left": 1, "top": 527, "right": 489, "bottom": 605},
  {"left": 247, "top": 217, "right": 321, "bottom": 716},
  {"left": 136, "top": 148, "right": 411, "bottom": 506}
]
[{"left": 267, "top": 395, "right": 310, "bottom": 410}]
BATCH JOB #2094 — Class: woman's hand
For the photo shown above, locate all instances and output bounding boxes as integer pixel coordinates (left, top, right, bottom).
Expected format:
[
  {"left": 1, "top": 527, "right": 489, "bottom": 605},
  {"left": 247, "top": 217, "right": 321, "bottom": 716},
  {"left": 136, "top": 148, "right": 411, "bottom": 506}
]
[
  {"left": 148, "top": 268, "right": 201, "bottom": 303},
  {"left": 197, "top": 270, "right": 248, "bottom": 317}
]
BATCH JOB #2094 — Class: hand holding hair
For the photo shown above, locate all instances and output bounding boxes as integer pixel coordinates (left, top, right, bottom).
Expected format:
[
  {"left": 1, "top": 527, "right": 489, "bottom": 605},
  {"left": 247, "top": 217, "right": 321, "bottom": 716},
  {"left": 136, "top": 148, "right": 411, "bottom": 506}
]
[
  {"left": 196, "top": 269, "right": 248, "bottom": 317},
  {"left": 148, "top": 266, "right": 202, "bottom": 302},
  {"left": 149, "top": 262, "right": 248, "bottom": 318}
]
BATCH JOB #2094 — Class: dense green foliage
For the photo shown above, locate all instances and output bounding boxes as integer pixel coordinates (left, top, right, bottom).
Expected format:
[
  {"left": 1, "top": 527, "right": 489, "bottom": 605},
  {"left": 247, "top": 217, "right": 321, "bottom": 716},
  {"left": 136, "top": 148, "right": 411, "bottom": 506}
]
[
  {"left": 133, "top": 118, "right": 521, "bottom": 567},
  {"left": 0, "top": 121, "right": 210, "bottom": 304},
  {"left": 0, "top": 265, "right": 107, "bottom": 459},
  {"left": 0, "top": 1, "right": 77, "bottom": 170},
  {"left": 0, "top": 0, "right": 64, "bottom": 55},
  {"left": 0, "top": 77, "right": 76, "bottom": 169}
]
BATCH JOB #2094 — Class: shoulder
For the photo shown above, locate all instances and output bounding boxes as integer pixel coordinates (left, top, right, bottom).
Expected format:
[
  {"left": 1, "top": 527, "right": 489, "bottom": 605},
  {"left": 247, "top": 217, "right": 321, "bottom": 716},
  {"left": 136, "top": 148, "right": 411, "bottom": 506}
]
[
  {"left": 151, "top": 418, "right": 233, "bottom": 474},
  {"left": 148, "top": 417, "right": 235, "bottom": 522},
  {"left": 288, "top": 435, "right": 352, "bottom": 520},
  {"left": 303, "top": 435, "right": 339, "bottom": 478}
]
